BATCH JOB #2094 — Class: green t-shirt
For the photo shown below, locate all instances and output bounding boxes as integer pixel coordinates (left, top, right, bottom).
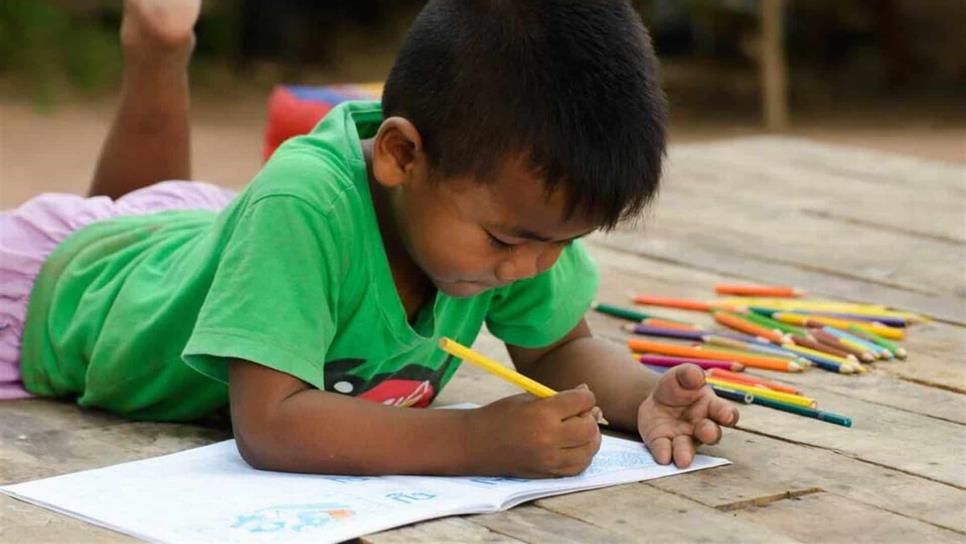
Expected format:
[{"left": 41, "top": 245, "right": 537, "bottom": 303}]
[{"left": 21, "top": 101, "right": 600, "bottom": 421}]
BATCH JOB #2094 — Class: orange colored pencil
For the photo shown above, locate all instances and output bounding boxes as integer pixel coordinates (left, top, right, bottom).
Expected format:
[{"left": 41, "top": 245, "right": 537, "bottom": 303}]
[
  {"left": 707, "top": 368, "right": 800, "bottom": 394},
  {"left": 714, "top": 311, "right": 787, "bottom": 344},
  {"left": 633, "top": 295, "right": 712, "bottom": 312},
  {"left": 628, "top": 338, "right": 803, "bottom": 372},
  {"left": 714, "top": 284, "right": 804, "bottom": 297},
  {"left": 642, "top": 317, "right": 701, "bottom": 331}
]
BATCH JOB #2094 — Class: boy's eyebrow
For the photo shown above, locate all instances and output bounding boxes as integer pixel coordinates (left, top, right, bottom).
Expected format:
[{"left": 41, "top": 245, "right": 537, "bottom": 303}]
[{"left": 503, "top": 225, "right": 595, "bottom": 243}]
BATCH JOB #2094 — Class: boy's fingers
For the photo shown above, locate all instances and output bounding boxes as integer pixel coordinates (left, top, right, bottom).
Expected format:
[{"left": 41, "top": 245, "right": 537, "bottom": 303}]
[
  {"left": 647, "top": 436, "right": 673, "bottom": 465},
  {"left": 672, "top": 435, "right": 695, "bottom": 468},
  {"left": 709, "top": 396, "right": 740, "bottom": 427},
  {"left": 654, "top": 364, "right": 705, "bottom": 406},
  {"left": 559, "top": 412, "right": 601, "bottom": 448},
  {"left": 694, "top": 418, "right": 722, "bottom": 445},
  {"left": 545, "top": 386, "right": 596, "bottom": 419}
]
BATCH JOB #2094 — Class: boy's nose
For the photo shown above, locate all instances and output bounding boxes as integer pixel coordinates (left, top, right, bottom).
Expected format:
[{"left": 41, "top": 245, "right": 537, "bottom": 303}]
[{"left": 494, "top": 244, "right": 561, "bottom": 283}]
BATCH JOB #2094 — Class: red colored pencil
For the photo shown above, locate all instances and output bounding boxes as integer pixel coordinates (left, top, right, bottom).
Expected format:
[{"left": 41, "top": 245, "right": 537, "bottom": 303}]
[
  {"left": 638, "top": 354, "right": 744, "bottom": 372},
  {"left": 633, "top": 295, "right": 712, "bottom": 312}
]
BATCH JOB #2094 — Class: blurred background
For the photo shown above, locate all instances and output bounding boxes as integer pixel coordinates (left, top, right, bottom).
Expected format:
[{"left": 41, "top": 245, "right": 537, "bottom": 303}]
[{"left": 1, "top": 0, "right": 964, "bottom": 207}]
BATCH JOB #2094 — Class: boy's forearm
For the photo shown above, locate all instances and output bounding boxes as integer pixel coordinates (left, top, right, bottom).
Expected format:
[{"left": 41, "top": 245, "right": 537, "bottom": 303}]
[
  {"left": 233, "top": 389, "right": 475, "bottom": 475},
  {"left": 518, "top": 337, "right": 660, "bottom": 431}
]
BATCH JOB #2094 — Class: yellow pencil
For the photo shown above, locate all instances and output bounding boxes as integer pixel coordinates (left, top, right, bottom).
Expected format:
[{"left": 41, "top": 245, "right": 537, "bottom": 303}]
[
  {"left": 438, "top": 338, "right": 608, "bottom": 424},
  {"left": 705, "top": 377, "right": 817, "bottom": 408}
]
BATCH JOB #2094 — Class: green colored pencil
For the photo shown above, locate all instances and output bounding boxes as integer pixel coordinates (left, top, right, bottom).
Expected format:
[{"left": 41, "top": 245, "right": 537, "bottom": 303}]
[
  {"left": 748, "top": 394, "right": 853, "bottom": 427},
  {"left": 847, "top": 325, "right": 907, "bottom": 359},
  {"left": 593, "top": 302, "right": 695, "bottom": 326},
  {"left": 741, "top": 311, "right": 810, "bottom": 338}
]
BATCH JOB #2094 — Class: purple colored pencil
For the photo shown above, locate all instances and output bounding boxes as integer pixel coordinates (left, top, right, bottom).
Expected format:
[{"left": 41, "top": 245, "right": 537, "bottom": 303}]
[
  {"left": 628, "top": 324, "right": 706, "bottom": 341},
  {"left": 637, "top": 355, "right": 744, "bottom": 372}
]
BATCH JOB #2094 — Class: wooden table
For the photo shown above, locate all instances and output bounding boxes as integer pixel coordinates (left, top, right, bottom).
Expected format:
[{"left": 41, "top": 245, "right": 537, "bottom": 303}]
[{"left": 2, "top": 137, "right": 964, "bottom": 542}]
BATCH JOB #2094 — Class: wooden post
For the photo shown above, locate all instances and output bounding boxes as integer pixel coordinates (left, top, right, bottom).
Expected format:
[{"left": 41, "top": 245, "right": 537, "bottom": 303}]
[{"left": 760, "top": 0, "right": 789, "bottom": 130}]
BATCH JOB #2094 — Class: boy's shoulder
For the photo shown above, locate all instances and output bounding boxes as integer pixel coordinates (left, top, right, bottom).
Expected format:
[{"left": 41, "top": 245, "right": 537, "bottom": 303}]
[{"left": 243, "top": 100, "right": 381, "bottom": 215}]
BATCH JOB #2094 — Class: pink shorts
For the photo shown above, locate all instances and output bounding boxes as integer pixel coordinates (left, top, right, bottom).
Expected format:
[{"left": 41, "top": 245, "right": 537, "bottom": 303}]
[{"left": 0, "top": 181, "right": 237, "bottom": 399}]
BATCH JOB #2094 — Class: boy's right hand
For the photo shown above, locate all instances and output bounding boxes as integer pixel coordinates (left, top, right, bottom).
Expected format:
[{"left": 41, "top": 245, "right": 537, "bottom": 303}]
[{"left": 468, "top": 385, "right": 602, "bottom": 478}]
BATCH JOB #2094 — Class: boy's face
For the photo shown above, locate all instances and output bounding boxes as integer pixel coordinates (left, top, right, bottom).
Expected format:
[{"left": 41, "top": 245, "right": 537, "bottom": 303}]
[{"left": 370, "top": 118, "right": 597, "bottom": 298}]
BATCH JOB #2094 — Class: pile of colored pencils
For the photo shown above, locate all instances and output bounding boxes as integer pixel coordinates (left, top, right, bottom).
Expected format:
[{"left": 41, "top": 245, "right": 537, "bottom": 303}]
[{"left": 592, "top": 283, "right": 926, "bottom": 428}]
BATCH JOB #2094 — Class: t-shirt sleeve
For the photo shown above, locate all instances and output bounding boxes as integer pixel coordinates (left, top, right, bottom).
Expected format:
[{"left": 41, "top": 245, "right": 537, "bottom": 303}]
[
  {"left": 485, "top": 240, "right": 599, "bottom": 349},
  {"left": 182, "top": 195, "right": 344, "bottom": 390}
]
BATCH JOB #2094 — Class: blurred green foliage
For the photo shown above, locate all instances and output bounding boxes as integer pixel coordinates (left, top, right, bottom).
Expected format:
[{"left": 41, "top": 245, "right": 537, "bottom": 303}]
[{"left": 0, "top": 1, "right": 121, "bottom": 109}]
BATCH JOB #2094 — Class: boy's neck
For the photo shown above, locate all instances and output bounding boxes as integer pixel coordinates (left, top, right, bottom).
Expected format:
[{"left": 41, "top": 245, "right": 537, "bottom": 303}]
[{"left": 361, "top": 138, "right": 435, "bottom": 323}]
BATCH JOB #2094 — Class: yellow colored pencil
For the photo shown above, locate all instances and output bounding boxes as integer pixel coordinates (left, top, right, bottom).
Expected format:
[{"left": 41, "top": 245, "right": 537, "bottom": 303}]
[
  {"left": 438, "top": 338, "right": 608, "bottom": 424},
  {"left": 721, "top": 298, "right": 925, "bottom": 322},
  {"left": 705, "top": 377, "right": 817, "bottom": 408},
  {"left": 772, "top": 313, "right": 905, "bottom": 340}
]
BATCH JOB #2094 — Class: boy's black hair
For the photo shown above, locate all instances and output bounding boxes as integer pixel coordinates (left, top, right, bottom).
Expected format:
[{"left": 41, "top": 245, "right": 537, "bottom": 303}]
[{"left": 382, "top": 0, "right": 667, "bottom": 229}]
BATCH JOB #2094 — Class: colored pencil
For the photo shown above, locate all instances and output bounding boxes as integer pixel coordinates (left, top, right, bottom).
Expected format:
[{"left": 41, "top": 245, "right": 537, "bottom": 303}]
[
  {"left": 810, "top": 329, "right": 877, "bottom": 362},
  {"left": 811, "top": 329, "right": 879, "bottom": 363},
  {"left": 705, "top": 378, "right": 817, "bottom": 408},
  {"left": 847, "top": 325, "right": 907, "bottom": 359},
  {"left": 438, "top": 338, "right": 610, "bottom": 425},
  {"left": 632, "top": 295, "right": 713, "bottom": 312},
  {"left": 714, "top": 284, "right": 804, "bottom": 297},
  {"left": 642, "top": 318, "right": 701, "bottom": 331},
  {"left": 592, "top": 302, "right": 656, "bottom": 322},
  {"left": 791, "top": 335, "right": 856, "bottom": 360},
  {"left": 628, "top": 339, "right": 803, "bottom": 372},
  {"left": 714, "top": 311, "right": 788, "bottom": 344},
  {"left": 746, "top": 395, "right": 852, "bottom": 427},
  {"left": 698, "top": 342, "right": 808, "bottom": 366},
  {"left": 624, "top": 324, "right": 706, "bottom": 341},
  {"left": 593, "top": 302, "right": 699, "bottom": 328},
  {"left": 748, "top": 307, "right": 910, "bottom": 328},
  {"left": 771, "top": 313, "right": 905, "bottom": 340},
  {"left": 824, "top": 327, "right": 893, "bottom": 359},
  {"left": 637, "top": 354, "right": 744, "bottom": 372},
  {"left": 707, "top": 368, "right": 800, "bottom": 394},
  {"left": 710, "top": 385, "right": 753, "bottom": 404},
  {"left": 780, "top": 343, "right": 859, "bottom": 374},
  {"left": 703, "top": 334, "right": 806, "bottom": 360},
  {"left": 722, "top": 298, "right": 924, "bottom": 322},
  {"left": 738, "top": 310, "right": 810, "bottom": 338}
]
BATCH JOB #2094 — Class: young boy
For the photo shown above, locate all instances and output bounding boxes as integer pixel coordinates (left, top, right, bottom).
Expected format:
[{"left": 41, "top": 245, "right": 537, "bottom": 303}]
[{"left": 3, "top": 0, "right": 738, "bottom": 478}]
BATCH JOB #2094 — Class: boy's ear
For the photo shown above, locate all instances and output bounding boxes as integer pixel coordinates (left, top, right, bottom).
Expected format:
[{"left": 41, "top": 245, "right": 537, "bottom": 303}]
[{"left": 372, "top": 117, "right": 425, "bottom": 188}]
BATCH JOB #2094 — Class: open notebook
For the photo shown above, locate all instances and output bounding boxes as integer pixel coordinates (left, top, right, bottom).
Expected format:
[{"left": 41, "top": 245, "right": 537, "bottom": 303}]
[{"left": 2, "top": 416, "right": 728, "bottom": 543}]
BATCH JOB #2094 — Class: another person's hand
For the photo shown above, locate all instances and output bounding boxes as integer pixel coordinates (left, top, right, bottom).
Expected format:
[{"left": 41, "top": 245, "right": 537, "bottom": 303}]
[
  {"left": 637, "top": 364, "right": 739, "bottom": 468},
  {"left": 469, "top": 386, "right": 602, "bottom": 478}
]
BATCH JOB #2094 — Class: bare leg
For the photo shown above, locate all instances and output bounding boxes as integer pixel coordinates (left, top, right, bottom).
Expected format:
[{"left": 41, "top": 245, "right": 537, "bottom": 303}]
[{"left": 89, "top": 0, "right": 202, "bottom": 199}]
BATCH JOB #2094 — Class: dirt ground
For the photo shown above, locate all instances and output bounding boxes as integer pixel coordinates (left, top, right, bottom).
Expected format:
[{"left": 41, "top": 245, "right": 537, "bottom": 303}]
[{"left": 2, "top": 89, "right": 964, "bottom": 209}]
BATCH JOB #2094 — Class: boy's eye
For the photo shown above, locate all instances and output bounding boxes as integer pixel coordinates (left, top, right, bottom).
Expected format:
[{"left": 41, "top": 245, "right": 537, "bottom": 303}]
[{"left": 486, "top": 231, "right": 513, "bottom": 249}]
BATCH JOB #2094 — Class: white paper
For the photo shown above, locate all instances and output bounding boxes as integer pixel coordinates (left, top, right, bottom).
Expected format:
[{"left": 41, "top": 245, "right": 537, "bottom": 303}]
[{"left": 2, "top": 406, "right": 729, "bottom": 544}]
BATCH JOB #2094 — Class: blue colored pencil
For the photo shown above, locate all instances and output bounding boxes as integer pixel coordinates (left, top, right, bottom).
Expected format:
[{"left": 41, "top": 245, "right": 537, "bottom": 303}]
[{"left": 823, "top": 326, "right": 893, "bottom": 359}]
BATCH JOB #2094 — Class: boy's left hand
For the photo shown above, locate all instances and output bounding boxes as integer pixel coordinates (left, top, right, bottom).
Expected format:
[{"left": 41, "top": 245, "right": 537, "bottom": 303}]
[{"left": 637, "top": 364, "right": 739, "bottom": 468}]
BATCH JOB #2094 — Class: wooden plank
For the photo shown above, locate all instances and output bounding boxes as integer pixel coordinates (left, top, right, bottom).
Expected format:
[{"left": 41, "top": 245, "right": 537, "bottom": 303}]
[
  {"left": 650, "top": 430, "right": 966, "bottom": 533},
  {"left": 0, "top": 494, "right": 134, "bottom": 543},
  {"left": 1, "top": 417, "right": 230, "bottom": 484},
  {"left": 469, "top": 505, "right": 630, "bottom": 543},
  {"left": 731, "top": 389, "right": 966, "bottom": 487},
  {"left": 363, "top": 517, "right": 522, "bottom": 543},
  {"left": 536, "top": 484, "right": 801, "bottom": 543},
  {"left": 730, "top": 492, "right": 964, "bottom": 543}
]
